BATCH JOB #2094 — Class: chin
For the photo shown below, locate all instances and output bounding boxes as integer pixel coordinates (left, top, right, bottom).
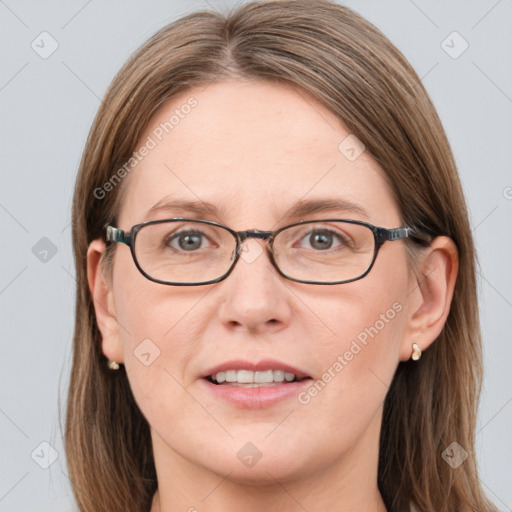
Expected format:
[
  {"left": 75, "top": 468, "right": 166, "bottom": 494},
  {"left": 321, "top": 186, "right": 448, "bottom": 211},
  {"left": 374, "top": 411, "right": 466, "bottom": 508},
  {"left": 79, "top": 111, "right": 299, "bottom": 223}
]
[
  {"left": 193, "top": 438, "right": 319, "bottom": 485},
  {"left": 212, "top": 458, "right": 310, "bottom": 486}
]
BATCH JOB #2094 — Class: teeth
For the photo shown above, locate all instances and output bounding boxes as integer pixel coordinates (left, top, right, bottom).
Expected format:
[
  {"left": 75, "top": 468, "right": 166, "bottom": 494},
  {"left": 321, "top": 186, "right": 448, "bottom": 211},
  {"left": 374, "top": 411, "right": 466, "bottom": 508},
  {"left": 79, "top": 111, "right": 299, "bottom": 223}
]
[
  {"left": 239, "top": 370, "right": 256, "bottom": 383},
  {"left": 273, "top": 370, "right": 285, "bottom": 382},
  {"left": 210, "top": 370, "right": 298, "bottom": 384},
  {"left": 225, "top": 370, "right": 237, "bottom": 382},
  {"left": 254, "top": 370, "right": 273, "bottom": 383}
]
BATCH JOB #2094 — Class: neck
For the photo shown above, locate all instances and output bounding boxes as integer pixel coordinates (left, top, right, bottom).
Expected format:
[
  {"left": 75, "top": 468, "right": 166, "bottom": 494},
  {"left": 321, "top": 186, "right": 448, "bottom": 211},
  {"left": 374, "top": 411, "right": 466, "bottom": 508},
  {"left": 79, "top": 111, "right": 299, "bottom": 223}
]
[
  {"left": 150, "top": 474, "right": 387, "bottom": 512},
  {"left": 149, "top": 412, "right": 387, "bottom": 512}
]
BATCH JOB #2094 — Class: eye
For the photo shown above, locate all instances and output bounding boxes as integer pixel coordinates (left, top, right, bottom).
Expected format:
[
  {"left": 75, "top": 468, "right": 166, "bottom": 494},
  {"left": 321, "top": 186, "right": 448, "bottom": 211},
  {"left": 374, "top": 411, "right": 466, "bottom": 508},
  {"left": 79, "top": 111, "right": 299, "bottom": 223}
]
[
  {"left": 298, "top": 228, "right": 348, "bottom": 251},
  {"left": 166, "top": 229, "right": 211, "bottom": 251}
]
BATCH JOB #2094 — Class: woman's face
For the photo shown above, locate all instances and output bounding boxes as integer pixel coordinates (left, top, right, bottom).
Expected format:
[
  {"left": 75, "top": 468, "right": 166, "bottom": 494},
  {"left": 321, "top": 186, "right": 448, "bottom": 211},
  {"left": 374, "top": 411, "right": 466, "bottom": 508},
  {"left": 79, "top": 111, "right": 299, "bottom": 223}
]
[{"left": 100, "top": 80, "right": 417, "bottom": 485}]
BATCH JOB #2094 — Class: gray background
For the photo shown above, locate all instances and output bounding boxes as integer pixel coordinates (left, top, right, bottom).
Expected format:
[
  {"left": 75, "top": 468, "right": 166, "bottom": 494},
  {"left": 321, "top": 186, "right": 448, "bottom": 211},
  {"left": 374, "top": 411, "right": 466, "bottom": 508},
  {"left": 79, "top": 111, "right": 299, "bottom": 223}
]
[{"left": 1, "top": 1, "right": 511, "bottom": 511}]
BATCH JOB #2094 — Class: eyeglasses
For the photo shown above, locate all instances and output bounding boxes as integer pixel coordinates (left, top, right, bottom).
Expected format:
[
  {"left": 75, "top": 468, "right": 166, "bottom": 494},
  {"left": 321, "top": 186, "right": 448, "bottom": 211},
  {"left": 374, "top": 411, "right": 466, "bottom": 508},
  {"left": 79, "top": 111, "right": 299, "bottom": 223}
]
[{"left": 105, "top": 218, "right": 430, "bottom": 286}]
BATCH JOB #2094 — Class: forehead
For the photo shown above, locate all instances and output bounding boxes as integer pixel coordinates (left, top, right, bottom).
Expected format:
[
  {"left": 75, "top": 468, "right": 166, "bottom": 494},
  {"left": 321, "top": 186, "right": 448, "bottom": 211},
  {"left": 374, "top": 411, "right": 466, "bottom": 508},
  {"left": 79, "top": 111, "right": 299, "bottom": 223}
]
[{"left": 118, "top": 80, "right": 400, "bottom": 229}]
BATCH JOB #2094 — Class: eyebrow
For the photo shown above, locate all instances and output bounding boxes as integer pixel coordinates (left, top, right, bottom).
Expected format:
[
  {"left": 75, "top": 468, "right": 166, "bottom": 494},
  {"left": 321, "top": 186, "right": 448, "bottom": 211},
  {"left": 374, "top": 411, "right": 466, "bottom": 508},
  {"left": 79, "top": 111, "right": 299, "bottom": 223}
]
[
  {"left": 145, "top": 198, "right": 223, "bottom": 220},
  {"left": 143, "top": 196, "right": 370, "bottom": 223},
  {"left": 281, "top": 198, "right": 369, "bottom": 221}
]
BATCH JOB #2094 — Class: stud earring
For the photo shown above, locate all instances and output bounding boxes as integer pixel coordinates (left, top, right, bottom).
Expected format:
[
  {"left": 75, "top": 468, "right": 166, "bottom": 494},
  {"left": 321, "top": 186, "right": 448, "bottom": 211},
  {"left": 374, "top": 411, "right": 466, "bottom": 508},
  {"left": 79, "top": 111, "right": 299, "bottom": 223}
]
[
  {"left": 107, "top": 359, "right": 120, "bottom": 370},
  {"left": 411, "top": 343, "right": 422, "bottom": 361}
]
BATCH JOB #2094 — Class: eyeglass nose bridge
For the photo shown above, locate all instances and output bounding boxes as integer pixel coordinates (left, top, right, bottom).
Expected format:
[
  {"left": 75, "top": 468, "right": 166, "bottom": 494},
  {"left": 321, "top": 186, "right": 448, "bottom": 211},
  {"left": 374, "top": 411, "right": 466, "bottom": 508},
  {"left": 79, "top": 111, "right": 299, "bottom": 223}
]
[
  {"left": 234, "top": 229, "right": 275, "bottom": 258},
  {"left": 237, "top": 229, "right": 273, "bottom": 241}
]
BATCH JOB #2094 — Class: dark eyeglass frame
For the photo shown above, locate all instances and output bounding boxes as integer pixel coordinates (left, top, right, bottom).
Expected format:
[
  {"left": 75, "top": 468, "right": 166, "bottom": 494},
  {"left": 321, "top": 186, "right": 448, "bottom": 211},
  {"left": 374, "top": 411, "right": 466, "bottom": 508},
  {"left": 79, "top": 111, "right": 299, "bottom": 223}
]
[{"left": 105, "top": 218, "right": 432, "bottom": 286}]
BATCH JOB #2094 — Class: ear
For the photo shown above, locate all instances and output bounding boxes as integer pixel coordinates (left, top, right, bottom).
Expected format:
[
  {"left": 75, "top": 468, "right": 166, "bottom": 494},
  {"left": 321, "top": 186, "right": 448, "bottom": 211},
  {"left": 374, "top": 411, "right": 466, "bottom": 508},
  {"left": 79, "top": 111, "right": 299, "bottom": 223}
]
[
  {"left": 87, "top": 239, "right": 124, "bottom": 364},
  {"left": 399, "top": 236, "right": 459, "bottom": 361}
]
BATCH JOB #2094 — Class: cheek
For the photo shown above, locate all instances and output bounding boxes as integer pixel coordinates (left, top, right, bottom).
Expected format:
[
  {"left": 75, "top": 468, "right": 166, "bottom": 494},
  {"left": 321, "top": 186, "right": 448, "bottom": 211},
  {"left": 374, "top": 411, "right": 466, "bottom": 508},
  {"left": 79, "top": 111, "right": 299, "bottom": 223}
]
[
  {"left": 300, "top": 295, "right": 404, "bottom": 406},
  {"left": 113, "top": 282, "right": 209, "bottom": 378},
  {"left": 112, "top": 246, "right": 209, "bottom": 351},
  {"left": 112, "top": 285, "right": 215, "bottom": 451},
  {"left": 296, "top": 250, "right": 408, "bottom": 431},
  {"left": 110, "top": 251, "right": 213, "bottom": 413},
  {"left": 342, "top": 263, "right": 406, "bottom": 378}
]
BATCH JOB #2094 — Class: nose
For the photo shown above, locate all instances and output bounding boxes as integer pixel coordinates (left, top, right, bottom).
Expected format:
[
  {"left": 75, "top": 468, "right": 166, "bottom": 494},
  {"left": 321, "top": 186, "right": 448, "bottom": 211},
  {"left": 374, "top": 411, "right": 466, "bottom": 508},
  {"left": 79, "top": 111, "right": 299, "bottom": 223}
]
[{"left": 216, "top": 238, "right": 292, "bottom": 335}]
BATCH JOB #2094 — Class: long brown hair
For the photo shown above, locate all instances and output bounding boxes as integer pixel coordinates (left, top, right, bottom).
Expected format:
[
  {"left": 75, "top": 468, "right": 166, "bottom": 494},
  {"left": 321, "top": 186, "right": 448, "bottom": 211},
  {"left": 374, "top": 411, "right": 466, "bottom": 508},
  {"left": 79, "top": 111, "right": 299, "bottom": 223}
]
[{"left": 65, "top": 1, "right": 497, "bottom": 510}]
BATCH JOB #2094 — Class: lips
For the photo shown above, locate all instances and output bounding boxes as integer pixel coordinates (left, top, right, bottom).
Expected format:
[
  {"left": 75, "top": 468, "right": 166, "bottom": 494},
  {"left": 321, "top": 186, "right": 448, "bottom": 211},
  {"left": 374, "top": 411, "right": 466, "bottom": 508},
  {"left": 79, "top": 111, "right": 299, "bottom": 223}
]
[{"left": 199, "top": 359, "right": 313, "bottom": 408}]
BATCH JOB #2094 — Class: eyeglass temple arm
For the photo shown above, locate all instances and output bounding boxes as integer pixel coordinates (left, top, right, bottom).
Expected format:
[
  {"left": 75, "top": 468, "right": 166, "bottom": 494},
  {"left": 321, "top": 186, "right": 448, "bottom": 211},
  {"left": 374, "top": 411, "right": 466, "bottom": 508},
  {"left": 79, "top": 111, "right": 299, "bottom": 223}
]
[
  {"left": 376, "top": 226, "right": 433, "bottom": 245},
  {"left": 106, "top": 226, "right": 131, "bottom": 245}
]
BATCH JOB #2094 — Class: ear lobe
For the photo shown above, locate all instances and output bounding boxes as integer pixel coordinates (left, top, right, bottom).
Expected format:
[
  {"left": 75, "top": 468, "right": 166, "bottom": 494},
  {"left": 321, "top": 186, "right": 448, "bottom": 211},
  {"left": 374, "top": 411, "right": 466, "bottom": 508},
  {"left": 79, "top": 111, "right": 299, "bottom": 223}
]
[
  {"left": 399, "top": 236, "right": 459, "bottom": 361},
  {"left": 87, "top": 239, "right": 124, "bottom": 364}
]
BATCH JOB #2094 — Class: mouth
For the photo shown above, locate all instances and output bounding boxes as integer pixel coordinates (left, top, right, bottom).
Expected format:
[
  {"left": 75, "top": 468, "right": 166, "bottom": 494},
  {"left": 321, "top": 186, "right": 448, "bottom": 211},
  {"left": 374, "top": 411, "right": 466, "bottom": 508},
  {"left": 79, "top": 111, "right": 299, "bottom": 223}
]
[
  {"left": 200, "top": 360, "right": 313, "bottom": 408},
  {"left": 206, "top": 369, "right": 309, "bottom": 387}
]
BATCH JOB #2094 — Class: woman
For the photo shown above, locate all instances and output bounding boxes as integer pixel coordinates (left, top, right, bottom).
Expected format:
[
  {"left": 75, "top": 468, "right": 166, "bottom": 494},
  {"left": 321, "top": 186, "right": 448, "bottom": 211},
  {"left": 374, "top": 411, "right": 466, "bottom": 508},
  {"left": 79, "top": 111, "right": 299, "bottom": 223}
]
[{"left": 65, "top": 1, "right": 498, "bottom": 511}]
